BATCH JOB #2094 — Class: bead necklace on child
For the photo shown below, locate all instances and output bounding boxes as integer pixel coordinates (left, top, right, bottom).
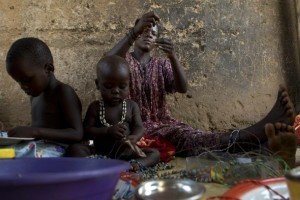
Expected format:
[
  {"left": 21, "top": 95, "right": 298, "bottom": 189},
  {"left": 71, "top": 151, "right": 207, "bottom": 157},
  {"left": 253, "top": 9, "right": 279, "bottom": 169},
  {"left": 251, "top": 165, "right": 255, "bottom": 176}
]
[{"left": 99, "top": 100, "right": 127, "bottom": 127}]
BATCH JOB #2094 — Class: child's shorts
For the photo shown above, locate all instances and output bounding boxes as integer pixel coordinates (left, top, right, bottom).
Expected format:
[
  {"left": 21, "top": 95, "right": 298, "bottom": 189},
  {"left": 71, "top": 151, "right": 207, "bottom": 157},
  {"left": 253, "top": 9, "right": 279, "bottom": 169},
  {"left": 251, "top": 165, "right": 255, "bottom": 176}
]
[{"left": 0, "top": 140, "right": 66, "bottom": 157}]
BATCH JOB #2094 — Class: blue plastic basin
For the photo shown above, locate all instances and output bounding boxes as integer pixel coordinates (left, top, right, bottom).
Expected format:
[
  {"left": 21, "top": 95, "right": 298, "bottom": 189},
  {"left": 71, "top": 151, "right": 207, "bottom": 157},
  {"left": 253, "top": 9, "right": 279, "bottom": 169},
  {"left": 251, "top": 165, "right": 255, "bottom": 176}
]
[{"left": 0, "top": 158, "right": 129, "bottom": 200}]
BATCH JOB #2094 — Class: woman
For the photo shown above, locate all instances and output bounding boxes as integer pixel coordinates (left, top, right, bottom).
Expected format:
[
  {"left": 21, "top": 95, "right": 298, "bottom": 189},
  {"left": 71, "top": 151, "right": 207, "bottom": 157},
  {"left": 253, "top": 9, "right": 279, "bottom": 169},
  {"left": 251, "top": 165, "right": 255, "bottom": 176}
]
[{"left": 106, "top": 12, "right": 297, "bottom": 166}]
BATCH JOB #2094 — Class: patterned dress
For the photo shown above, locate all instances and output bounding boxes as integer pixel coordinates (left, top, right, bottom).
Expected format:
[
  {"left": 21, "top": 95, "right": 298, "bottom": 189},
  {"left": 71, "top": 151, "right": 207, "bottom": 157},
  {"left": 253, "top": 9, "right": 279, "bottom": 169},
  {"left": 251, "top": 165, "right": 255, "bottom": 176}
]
[{"left": 126, "top": 53, "right": 220, "bottom": 156}]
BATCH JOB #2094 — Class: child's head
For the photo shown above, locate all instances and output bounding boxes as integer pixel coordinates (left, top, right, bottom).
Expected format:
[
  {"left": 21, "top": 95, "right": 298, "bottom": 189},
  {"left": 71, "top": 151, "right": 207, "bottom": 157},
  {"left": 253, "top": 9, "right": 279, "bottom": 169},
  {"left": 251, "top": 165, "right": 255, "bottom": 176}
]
[
  {"left": 96, "top": 55, "right": 130, "bottom": 105},
  {"left": 6, "top": 37, "right": 54, "bottom": 97}
]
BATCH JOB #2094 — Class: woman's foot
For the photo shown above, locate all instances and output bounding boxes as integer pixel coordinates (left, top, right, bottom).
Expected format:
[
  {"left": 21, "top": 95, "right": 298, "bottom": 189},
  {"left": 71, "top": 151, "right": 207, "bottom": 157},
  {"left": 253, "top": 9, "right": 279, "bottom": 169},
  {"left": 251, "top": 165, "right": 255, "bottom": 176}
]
[
  {"left": 241, "top": 85, "right": 296, "bottom": 143},
  {"left": 265, "top": 122, "right": 298, "bottom": 168},
  {"left": 264, "top": 85, "right": 295, "bottom": 125}
]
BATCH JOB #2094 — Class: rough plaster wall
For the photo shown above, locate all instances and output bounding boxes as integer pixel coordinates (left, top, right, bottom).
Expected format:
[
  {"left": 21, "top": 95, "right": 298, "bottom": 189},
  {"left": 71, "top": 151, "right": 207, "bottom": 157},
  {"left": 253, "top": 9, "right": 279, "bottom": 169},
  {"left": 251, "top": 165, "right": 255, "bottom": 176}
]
[{"left": 0, "top": 0, "right": 299, "bottom": 131}]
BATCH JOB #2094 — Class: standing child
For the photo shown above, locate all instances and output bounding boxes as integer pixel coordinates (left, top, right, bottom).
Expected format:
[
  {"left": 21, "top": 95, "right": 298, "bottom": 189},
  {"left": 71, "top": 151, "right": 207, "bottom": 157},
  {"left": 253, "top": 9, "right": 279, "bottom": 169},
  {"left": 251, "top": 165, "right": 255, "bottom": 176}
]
[
  {"left": 69, "top": 55, "right": 160, "bottom": 169},
  {"left": 3, "top": 37, "right": 83, "bottom": 157}
]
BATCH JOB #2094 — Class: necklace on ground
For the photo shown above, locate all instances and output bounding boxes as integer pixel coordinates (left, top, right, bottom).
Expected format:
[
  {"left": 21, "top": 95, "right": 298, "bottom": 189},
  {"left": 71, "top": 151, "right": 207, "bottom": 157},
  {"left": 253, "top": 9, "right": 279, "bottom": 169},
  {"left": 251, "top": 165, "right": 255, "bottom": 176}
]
[{"left": 99, "top": 100, "right": 127, "bottom": 127}]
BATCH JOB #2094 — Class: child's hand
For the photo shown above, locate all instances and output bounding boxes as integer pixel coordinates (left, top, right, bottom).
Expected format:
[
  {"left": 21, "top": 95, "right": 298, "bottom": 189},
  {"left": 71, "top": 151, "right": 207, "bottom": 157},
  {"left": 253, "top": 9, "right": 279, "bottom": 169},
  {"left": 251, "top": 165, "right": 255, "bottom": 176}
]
[
  {"left": 128, "top": 135, "right": 140, "bottom": 144},
  {"left": 133, "top": 11, "right": 160, "bottom": 36},
  {"left": 155, "top": 38, "right": 175, "bottom": 58},
  {"left": 8, "top": 126, "right": 37, "bottom": 138},
  {"left": 107, "top": 124, "right": 128, "bottom": 139}
]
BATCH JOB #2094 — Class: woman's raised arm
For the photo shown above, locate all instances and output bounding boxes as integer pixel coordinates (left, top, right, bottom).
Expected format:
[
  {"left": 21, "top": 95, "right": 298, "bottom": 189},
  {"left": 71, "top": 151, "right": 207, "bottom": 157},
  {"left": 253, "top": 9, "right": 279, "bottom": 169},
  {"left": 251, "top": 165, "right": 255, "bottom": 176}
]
[{"left": 106, "top": 11, "right": 160, "bottom": 57}]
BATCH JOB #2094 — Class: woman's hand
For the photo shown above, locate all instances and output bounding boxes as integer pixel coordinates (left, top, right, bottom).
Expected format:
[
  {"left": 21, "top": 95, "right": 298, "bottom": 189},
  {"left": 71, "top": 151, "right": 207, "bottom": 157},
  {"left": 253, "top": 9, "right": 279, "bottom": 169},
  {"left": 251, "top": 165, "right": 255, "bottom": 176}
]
[
  {"left": 8, "top": 126, "right": 38, "bottom": 138},
  {"left": 156, "top": 38, "right": 188, "bottom": 93},
  {"left": 133, "top": 11, "right": 160, "bottom": 36},
  {"left": 156, "top": 38, "right": 175, "bottom": 58}
]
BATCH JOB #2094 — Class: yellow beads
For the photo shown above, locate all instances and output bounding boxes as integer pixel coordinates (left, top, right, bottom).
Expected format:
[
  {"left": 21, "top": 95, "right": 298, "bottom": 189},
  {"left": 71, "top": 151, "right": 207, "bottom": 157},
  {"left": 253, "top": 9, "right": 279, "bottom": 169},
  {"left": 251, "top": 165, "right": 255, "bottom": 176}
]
[{"left": 0, "top": 148, "right": 16, "bottom": 158}]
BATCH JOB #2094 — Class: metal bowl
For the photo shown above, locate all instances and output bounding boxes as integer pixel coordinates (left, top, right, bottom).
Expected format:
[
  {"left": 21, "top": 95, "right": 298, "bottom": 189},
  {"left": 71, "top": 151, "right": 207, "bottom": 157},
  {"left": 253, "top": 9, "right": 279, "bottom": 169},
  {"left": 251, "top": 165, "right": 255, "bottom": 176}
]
[{"left": 135, "top": 179, "right": 206, "bottom": 200}]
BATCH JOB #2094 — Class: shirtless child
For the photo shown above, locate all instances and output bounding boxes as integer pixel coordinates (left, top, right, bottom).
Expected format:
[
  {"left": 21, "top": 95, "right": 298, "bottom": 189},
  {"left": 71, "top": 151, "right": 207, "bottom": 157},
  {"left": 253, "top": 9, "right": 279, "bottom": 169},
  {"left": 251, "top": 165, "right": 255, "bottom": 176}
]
[
  {"left": 68, "top": 55, "right": 160, "bottom": 169},
  {"left": 4, "top": 37, "right": 83, "bottom": 157}
]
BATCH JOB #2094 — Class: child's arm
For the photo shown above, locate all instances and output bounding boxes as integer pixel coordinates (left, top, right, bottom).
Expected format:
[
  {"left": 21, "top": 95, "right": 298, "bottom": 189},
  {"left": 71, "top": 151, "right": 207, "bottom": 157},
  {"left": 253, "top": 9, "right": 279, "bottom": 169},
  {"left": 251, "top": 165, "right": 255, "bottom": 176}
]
[
  {"left": 128, "top": 101, "right": 144, "bottom": 143},
  {"left": 84, "top": 101, "right": 126, "bottom": 140},
  {"left": 8, "top": 85, "right": 83, "bottom": 143}
]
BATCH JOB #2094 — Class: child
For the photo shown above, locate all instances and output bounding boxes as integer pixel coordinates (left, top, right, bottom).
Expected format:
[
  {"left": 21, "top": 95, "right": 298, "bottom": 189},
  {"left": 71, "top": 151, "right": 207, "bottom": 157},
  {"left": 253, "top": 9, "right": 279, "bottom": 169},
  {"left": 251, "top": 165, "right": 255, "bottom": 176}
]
[
  {"left": 4, "top": 37, "right": 83, "bottom": 157},
  {"left": 69, "top": 55, "right": 160, "bottom": 169}
]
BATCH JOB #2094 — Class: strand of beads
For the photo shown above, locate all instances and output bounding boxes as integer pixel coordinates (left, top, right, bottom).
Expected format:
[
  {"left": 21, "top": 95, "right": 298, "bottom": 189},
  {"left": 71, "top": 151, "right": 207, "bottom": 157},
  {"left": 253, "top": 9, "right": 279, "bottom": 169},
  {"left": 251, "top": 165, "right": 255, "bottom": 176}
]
[
  {"left": 138, "top": 163, "right": 214, "bottom": 183},
  {"left": 138, "top": 162, "right": 174, "bottom": 180}
]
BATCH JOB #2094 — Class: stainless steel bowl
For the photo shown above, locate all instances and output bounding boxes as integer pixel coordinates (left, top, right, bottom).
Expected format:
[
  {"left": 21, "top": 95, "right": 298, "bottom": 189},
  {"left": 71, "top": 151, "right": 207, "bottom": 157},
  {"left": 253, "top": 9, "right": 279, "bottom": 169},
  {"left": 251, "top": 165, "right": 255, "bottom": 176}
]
[{"left": 135, "top": 179, "right": 206, "bottom": 200}]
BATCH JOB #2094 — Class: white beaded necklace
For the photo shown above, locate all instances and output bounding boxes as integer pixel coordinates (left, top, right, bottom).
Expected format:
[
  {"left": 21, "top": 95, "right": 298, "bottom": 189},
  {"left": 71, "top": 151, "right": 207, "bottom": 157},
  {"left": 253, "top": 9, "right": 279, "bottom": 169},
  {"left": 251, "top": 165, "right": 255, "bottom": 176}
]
[{"left": 99, "top": 100, "right": 127, "bottom": 127}]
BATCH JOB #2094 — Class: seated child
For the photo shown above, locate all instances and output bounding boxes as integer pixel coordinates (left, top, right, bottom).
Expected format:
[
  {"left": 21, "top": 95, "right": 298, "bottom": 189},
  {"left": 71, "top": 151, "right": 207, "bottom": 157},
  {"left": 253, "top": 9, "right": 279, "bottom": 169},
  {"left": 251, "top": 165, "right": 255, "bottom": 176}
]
[
  {"left": 68, "top": 55, "right": 160, "bottom": 169},
  {"left": 3, "top": 37, "right": 83, "bottom": 157}
]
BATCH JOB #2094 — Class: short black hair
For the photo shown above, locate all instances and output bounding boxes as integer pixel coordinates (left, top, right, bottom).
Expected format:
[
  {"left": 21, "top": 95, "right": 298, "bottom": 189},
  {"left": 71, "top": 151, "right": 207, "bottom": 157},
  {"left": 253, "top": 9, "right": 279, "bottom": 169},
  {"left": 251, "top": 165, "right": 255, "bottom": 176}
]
[
  {"left": 96, "top": 55, "right": 129, "bottom": 78},
  {"left": 6, "top": 37, "right": 53, "bottom": 68}
]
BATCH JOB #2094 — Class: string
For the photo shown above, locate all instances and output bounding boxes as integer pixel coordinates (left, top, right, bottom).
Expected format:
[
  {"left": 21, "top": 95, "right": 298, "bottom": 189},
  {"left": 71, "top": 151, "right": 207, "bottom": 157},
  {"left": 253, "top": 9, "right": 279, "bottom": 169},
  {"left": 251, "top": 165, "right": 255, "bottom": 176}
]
[
  {"left": 174, "top": 128, "right": 263, "bottom": 157},
  {"left": 98, "top": 99, "right": 129, "bottom": 159},
  {"left": 167, "top": 128, "right": 290, "bottom": 185}
]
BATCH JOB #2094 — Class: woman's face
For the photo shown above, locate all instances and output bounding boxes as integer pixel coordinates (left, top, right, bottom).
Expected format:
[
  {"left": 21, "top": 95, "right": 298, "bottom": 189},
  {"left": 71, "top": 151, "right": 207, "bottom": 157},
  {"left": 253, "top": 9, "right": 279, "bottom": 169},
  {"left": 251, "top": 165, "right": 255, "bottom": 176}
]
[{"left": 135, "top": 25, "right": 159, "bottom": 52}]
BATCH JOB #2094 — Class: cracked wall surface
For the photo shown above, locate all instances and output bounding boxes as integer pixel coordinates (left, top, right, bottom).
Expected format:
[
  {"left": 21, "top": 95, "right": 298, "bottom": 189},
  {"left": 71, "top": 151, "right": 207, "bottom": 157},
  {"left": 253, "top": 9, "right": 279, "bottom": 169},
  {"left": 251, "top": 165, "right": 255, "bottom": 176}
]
[{"left": 0, "top": 0, "right": 299, "bottom": 131}]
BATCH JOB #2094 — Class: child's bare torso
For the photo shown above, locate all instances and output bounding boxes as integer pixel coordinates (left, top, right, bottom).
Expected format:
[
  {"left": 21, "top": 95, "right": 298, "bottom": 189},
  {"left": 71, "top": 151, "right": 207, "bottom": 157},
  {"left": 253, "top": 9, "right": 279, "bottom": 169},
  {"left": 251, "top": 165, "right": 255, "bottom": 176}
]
[
  {"left": 31, "top": 82, "right": 76, "bottom": 129},
  {"left": 93, "top": 101, "right": 133, "bottom": 153},
  {"left": 31, "top": 96, "right": 63, "bottom": 129}
]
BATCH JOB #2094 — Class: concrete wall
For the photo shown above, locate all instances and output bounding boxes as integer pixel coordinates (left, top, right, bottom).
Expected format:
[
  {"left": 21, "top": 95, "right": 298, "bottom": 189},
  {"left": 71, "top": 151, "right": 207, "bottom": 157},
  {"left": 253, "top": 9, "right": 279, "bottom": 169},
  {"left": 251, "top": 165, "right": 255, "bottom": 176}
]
[{"left": 0, "top": 0, "right": 299, "bottom": 131}]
